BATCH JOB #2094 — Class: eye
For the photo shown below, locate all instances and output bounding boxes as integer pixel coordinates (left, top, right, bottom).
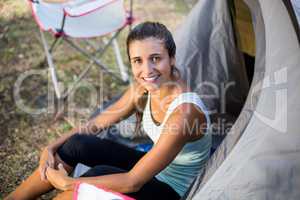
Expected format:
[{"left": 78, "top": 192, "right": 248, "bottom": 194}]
[
  {"left": 132, "top": 58, "right": 142, "bottom": 65},
  {"left": 151, "top": 56, "right": 160, "bottom": 63}
]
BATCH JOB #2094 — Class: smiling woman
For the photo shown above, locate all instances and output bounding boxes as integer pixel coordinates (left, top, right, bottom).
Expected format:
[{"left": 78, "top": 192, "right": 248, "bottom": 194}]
[
  {"left": 5, "top": 22, "right": 211, "bottom": 200},
  {"left": 129, "top": 38, "right": 175, "bottom": 91}
]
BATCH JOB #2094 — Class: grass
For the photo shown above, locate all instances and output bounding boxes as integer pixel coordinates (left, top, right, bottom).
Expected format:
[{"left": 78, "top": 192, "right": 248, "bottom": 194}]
[{"left": 0, "top": 0, "right": 193, "bottom": 198}]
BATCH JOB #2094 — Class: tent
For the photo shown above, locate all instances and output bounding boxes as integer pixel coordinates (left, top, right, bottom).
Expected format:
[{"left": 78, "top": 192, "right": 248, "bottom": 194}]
[
  {"left": 173, "top": 0, "right": 300, "bottom": 199},
  {"left": 77, "top": 0, "right": 300, "bottom": 198}
]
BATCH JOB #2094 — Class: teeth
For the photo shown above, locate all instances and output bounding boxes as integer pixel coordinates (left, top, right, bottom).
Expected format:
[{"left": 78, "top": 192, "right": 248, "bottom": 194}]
[{"left": 143, "top": 75, "right": 159, "bottom": 81}]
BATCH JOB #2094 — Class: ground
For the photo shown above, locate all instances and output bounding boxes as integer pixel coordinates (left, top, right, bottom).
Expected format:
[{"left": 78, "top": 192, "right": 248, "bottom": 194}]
[{"left": 0, "top": 0, "right": 195, "bottom": 199}]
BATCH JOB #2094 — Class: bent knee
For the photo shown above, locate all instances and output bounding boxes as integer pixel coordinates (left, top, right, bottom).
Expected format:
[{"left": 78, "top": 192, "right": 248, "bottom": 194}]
[
  {"left": 55, "top": 134, "right": 90, "bottom": 168},
  {"left": 62, "top": 134, "right": 86, "bottom": 151},
  {"left": 58, "top": 134, "right": 96, "bottom": 156}
]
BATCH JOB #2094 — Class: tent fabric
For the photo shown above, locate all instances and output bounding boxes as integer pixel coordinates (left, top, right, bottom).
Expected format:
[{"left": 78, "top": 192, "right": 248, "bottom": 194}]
[
  {"left": 182, "top": 0, "right": 300, "bottom": 199},
  {"left": 182, "top": 0, "right": 266, "bottom": 198},
  {"left": 174, "top": 0, "right": 249, "bottom": 118}
]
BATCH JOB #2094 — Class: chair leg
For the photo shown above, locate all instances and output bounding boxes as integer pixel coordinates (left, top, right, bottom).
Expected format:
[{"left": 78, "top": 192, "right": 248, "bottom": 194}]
[
  {"left": 63, "top": 34, "right": 127, "bottom": 84},
  {"left": 112, "top": 37, "right": 129, "bottom": 82},
  {"left": 40, "top": 29, "right": 62, "bottom": 99}
]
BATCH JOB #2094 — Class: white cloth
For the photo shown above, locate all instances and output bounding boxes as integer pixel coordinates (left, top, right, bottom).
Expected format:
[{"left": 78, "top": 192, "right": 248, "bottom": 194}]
[
  {"left": 30, "top": 0, "right": 127, "bottom": 37},
  {"left": 75, "top": 183, "right": 134, "bottom": 200}
]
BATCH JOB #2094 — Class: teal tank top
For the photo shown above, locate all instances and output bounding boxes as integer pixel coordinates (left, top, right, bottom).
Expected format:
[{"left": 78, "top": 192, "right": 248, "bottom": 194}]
[{"left": 142, "top": 92, "right": 212, "bottom": 197}]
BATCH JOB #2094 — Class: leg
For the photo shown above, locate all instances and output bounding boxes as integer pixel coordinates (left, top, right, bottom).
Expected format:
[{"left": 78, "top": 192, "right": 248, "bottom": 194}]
[
  {"left": 56, "top": 134, "right": 146, "bottom": 170},
  {"left": 80, "top": 165, "right": 127, "bottom": 177},
  {"left": 128, "top": 178, "right": 181, "bottom": 200},
  {"left": 53, "top": 191, "right": 73, "bottom": 200},
  {"left": 5, "top": 150, "right": 73, "bottom": 200},
  {"left": 6, "top": 134, "right": 145, "bottom": 200},
  {"left": 56, "top": 135, "right": 181, "bottom": 200}
]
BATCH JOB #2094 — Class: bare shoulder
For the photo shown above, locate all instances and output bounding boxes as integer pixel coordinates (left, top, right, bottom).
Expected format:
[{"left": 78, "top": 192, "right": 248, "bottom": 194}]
[{"left": 165, "top": 102, "right": 207, "bottom": 141}]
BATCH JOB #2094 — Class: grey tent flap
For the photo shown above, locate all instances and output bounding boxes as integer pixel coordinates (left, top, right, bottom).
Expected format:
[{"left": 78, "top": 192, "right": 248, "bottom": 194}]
[
  {"left": 174, "top": 0, "right": 249, "bottom": 118},
  {"left": 182, "top": 0, "right": 300, "bottom": 199}
]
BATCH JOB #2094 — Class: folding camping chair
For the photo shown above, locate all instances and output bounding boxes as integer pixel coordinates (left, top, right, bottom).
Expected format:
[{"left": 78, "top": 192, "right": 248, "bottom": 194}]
[{"left": 28, "top": 0, "right": 133, "bottom": 100}]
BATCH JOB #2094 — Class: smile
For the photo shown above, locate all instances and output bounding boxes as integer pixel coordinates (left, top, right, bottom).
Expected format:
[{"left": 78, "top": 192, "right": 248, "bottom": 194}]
[{"left": 142, "top": 75, "right": 160, "bottom": 83}]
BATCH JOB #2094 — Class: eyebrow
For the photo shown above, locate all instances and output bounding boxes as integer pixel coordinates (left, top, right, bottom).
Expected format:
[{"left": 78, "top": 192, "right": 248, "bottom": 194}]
[
  {"left": 130, "top": 53, "right": 162, "bottom": 61},
  {"left": 130, "top": 56, "right": 141, "bottom": 61},
  {"left": 149, "top": 53, "right": 161, "bottom": 57}
]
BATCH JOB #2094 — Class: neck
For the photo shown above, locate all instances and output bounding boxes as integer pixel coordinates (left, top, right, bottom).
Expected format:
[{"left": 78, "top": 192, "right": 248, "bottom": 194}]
[
  {"left": 150, "top": 79, "right": 185, "bottom": 101},
  {"left": 151, "top": 85, "right": 172, "bottom": 99}
]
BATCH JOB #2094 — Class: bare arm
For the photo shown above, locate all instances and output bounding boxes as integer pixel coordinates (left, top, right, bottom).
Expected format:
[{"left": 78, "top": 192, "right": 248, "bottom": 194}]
[
  {"left": 41, "top": 84, "right": 144, "bottom": 180},
  {"left": 48, "top": 83, "right": 144, "bottom": 151},
  {"left": 55, "top": 103, "right": 206, "bottom": 193}
]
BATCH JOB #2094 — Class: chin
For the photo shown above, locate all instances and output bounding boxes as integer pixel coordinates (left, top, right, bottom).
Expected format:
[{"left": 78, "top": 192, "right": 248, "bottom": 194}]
[
  {"left": 146, "top": 86, "right": 159, "bottom": 93},
  {"left": 141, "top": 82, "right": 160, "bottom": 93},
  {"left": 136, "top": 77, "right": 165, "bottom": 92},
  {"left": 148, "top": 82, "right": 168, "bottom": 93}
]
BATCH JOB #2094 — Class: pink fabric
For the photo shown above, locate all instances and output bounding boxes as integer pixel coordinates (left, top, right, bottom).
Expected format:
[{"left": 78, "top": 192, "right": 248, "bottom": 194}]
[{"left": 73, "top": 182, "right": 136, "bottom": 200}]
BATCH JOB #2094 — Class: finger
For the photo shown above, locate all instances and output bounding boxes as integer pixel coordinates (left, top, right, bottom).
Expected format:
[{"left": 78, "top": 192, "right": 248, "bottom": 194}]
[
  {"left": 46, "top": 166, "right": 55, "bottom": 180},
  {"left": 48, "top": 153, "right": 55, "bottom": 168},
  {"left": 39, "top": 161, "right": 48, "bottom": 180},
  {"left": 46, "top": 169, "right": 58, "bottom": 189},
  {"left": 40, "top": 165, "right": 47, "bottom": 181},
  {"left": 45, "top": 167, "right": 50, "bottom": 178},
  {"left": 46, "top": 167, "right": 61, "bottom": 186},
  {"left": 58, "top": 163, "right": 63, "bottom": 169},
  {"left": 58, "top": 163, "right": 63, "bottom": 170},
  {"left": 58, "top": 163, "right": 67, "bottom": 174}
]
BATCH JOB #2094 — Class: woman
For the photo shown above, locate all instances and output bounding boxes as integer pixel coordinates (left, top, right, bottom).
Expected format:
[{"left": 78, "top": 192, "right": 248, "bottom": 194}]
[{"left": 6, "top": 22, "right": 211, "bottom": 200}]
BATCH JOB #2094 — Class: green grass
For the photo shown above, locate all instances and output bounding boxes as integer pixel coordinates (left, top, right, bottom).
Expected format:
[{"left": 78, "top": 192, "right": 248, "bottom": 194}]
[
  {"left": 0, "top": 0, "right": 30, "bottom": 20},
  {"left": 168, "top": 0, "right": 190, "bottom": 14}
]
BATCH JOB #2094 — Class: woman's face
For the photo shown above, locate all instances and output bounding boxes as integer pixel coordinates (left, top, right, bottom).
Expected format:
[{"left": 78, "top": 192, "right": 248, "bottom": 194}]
[{"left": 129, "top": 37, "right": 175, "bottom": 93}]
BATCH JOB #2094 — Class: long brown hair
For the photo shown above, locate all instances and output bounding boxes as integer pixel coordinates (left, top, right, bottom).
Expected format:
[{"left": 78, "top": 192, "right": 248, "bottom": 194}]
[{"left": 126, "top": 22, "right": 179, "bottom": 135}]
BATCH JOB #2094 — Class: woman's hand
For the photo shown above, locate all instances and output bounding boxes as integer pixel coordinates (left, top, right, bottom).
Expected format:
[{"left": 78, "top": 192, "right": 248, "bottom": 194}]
[
  {"left": 39, "top": 146, "right": 56, "bottom": 181},
  {"left": 46, "top": 163, "right": 74, "bottom": 191}
]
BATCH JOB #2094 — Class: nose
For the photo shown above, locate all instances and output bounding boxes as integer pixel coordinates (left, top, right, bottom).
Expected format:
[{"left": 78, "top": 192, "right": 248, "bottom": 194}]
[{"left": 142, "top": 61, "right": 155, "bottom": 76}]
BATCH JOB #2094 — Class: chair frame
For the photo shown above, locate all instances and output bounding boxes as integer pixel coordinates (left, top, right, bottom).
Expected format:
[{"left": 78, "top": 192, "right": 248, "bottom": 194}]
[{"left": 30, "top": 0, "right": 133, "bottom": 100}]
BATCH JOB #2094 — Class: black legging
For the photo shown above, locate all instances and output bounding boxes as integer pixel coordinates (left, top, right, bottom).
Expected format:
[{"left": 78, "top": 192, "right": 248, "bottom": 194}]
[{"left": 57, "top": 134, "right": 181, "bottom": 200}]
